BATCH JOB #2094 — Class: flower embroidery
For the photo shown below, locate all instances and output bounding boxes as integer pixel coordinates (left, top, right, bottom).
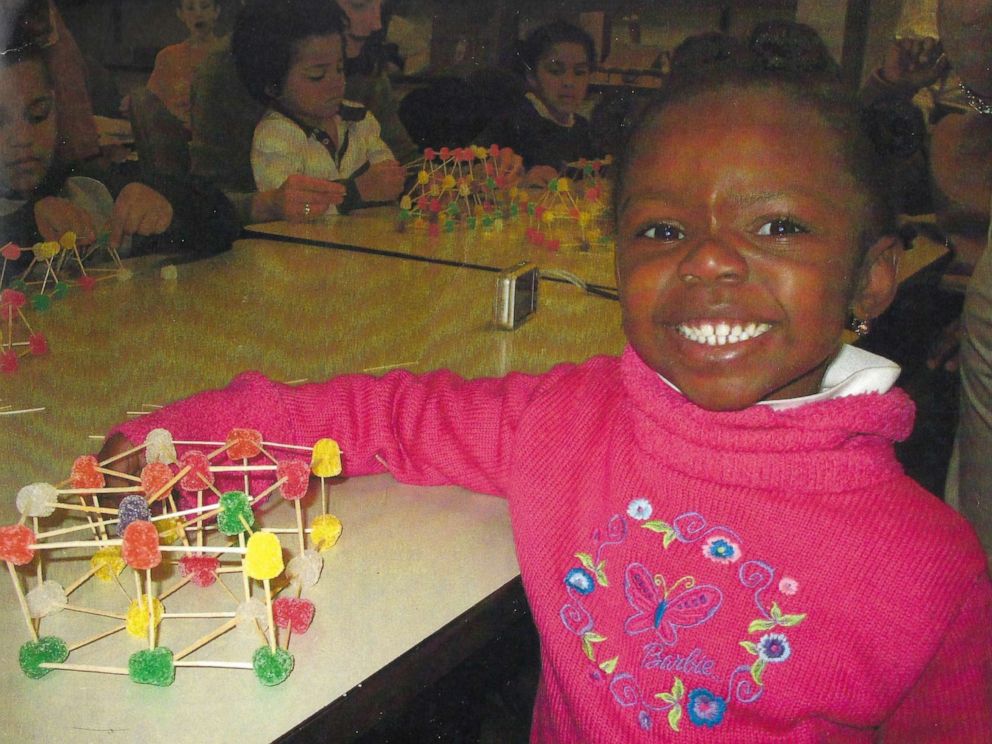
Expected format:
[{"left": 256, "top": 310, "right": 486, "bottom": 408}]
[
  {"left": 565, "top": 567, "right": 596, "bottom": 595},
  {"left": 687, "top": 687, "right": 727, "bottom": 728},
  {"left": 778, "top": 577, "right": 799, "bottom": 595},
  {"left": 702, "top": 536, "right": 741, "bottom": 564},
  {"left": 627, "top": 498, "right": 653, "bottom": 521},
  {"left": 756, "top": 633, "right": 791, "bottom": 663}
]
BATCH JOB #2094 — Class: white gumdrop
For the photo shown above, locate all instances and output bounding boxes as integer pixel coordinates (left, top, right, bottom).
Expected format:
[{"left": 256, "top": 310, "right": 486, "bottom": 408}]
[
  {"left": 286, "top": 550, "right": 323, "bottom": 588},
  {"left": 144, "top": 428, "right": 177, "bottom": 465},
  {"left": 26, "top": 580, "right": 67, "bottom": 618},
  {"left": 16, "top": 483, "right": 59, "bottom": 517},
  {"left": 235, "top": 598, "right": 268, "bottom": 635}
]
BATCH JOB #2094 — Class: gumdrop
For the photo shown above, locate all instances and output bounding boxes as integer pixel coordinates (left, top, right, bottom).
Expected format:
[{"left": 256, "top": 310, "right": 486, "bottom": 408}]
[
  {"left": 178, "top": 555, "right": 220, "bottom": 587},
  {"left": 51, "top": 282, "right": 69, "bottom": 299},
  {"left": 91, "top": 546, "right": 125, "bottom": 581},
  {"left": 16, "top": 482, "right": 59, "bottom": 517},
  {"left": 70, "top": 455, "right": 104, "bottom": 490},
  {"left": 140, "top": 461, "right": 173, "bottom": 501},
  {"left": 235, "top": 598, "right": 268, "bottom": 635},
  {"left": 276, "top": 460, "right": 310, "bottom": 501},
  {"left": 272, "top": 597, "right": 315, "bottom": 634},
  {"left": 144, "top": 429, "right": 177, "bottom": 465},
  {"left": 0, "top": 523, "right": 36, "bottom": 565},
  {"left": 286, "top": 549, "right": 323, "bottom": 588},
  {"left": 19, "top": 637, "right": 68, "bottom": 679},
  {"left": 125, "top": 597, "right": 164, "bottom": 638},
  {"left": 310, "top": 514, "right": 342, "bottom": 552},
  {"left": 121, "top": 520, "right": 161, "bottom": 570},
  {"left": 217, "top": 491, "right": 254, "bottom": 536},
  {"left": 244, "top": 531, "right": 283, "bottom": 580},
  {"left": 310, "top": 438, "right": 341, "bottom": 477},
  {"left": 34, "top": 241, "right": 60, "bottom": 260},
  {"left": 77, "top": 275, "right": 97, "bottom": 292},
  {"left": 128, "top": 647, "right": 174, "bottom": 687},
  {"left": 116, "top": 494, "right": 152, "bottom": 537},
  {"left": 155, "top": 517, "right": 182, "bottom": 545},
  {"left": 160, "top": 264, "right": 178, "bottom": 280},
  {"left": 1, "top": 242, "right": 21, "bottom": 260},
  {"left": 0, "top": 349, "right": 18, "bottom": 372},
  {"left": 30, "top": 294, "right": 51, "bottom": 312},
  {"left": 28, "top": 333, "right": 48, "bottom": 355},
  {"left": 26, "top": 580, "right": 67, "bottom": 618},
  {"left": 178, "top": 450, "right": 213, "bottom": 492},
  {"left": 225, "top": 428, "right": 262, "bottom": 460},
  {"left": 252, "top": 646, "right": 294, "bottom": 686}
]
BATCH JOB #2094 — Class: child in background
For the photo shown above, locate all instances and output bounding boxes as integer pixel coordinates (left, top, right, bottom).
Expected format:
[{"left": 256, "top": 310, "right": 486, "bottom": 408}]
[
  {"left": 476, "top": 20, "right": 597, "bottom": 187},
  {"left": 100, "top": 60, "right": 991, "bottom": 739},
  {"left": 146, "top": 0, "right": 226, "bottom": 132},
  {"left": 232, "top": 0, "right": 405, "bottom": 218},
  {"left": 0, "top": 47, "right": 237, "bottom": 278}
]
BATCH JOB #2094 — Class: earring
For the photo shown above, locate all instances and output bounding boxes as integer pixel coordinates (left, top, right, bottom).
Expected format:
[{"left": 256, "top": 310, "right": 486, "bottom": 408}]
[{"left": 851, "top": 316, "right": 871, "bottom": 337}]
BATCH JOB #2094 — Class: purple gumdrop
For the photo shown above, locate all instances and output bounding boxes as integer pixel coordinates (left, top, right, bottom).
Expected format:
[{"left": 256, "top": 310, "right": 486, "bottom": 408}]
[{"left": 117, "top": 494, "right": 151, "bottom": 537}]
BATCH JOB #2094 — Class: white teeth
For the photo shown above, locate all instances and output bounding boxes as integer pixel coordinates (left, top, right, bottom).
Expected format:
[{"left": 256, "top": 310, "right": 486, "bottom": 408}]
[{"left": 677, "top": 322, "right": 771, "bottom": 346}]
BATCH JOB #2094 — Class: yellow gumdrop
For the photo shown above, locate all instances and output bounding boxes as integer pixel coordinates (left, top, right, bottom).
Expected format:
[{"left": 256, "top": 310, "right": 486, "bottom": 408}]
[
  {"left": 541, "top": 210, "right": 556, "bottom": 224},
  {"left": 34, "top": 241, "right": 61, "bottom": 260},
  {"left": 557, "top": 178, "right": 572, "bottom": 193},
  {"left": 586, "top": 226, "right": 602, "bottom": 241},
  {"left": 472, "top": 145, "right": 487, "bottom": 159},
  {"left": 311, "top": 514, "right": 343, "bottom": 552},
  {"left": 429, "top": 183, "right": 439, "bottom": 197},
  {"left": 155, "top": 517, "right": 182, "bottom": 545},
  {"left": 244, "top": 531, "right": 284, "bottom": 580},
  {"left": 417, "top": 170, "right": 429, "bottom": 185},
  {"left": 91, "top": 546, "right": 126, "bottom": 582},
  {"left": 125, "top": 597, "right": 164, "bottom": 638},
  {"left": 577, "top": 211, "right": 591, "bottom": 227},
  {"left": 441, "top": 174, "right": 456, "bottom": 190},
  {"left": 400, "top": 195, "right": 412, "bottom": 211},
  {"left": 310, "top": 438, "right": 342, "bottom": 478},
  {"left": 458, "top": 184, "right": 471, "bottom": 198},
  {"left": 59, "top": 231, "right": 77, "bottom": 250}
]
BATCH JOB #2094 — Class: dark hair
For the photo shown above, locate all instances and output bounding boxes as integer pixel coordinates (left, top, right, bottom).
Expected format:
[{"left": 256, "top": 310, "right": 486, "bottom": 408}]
[
  {"left": 669, "top": 32, "right": 747, "bottom": 78},
  {"left": 614, "top": 63, "right": 897, "bottom": 262},
  {"left": 232, "top": 0, "right": 346, "bottom": 104},
  {"left": 0, "top": 42, "right": 50, "bottom": 85},
  {"left": 748, "top": 20, "right": 841, "bottom": 80},
  {"left": 515, "top": 20, "right": 596, "bottom": 78}
]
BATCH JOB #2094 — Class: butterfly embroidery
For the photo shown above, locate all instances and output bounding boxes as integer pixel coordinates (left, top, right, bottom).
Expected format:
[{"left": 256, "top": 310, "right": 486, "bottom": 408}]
[{"left": 624, "top": 563, "right": 722, "bottom": 646}]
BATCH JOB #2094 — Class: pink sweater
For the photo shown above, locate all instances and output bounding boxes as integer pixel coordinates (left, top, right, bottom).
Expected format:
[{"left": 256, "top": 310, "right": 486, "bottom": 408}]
[{"left": 118, "top": 347, "right": 992, "bottom": 742}]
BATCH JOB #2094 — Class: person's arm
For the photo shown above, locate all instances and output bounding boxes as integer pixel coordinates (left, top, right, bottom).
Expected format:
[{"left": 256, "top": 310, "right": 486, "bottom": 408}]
[
  {"left": 880, "top": 572, "right": 992, "bottom": 740},
  {"left": 250, "top": 116, "right": 308, "bottom": 194}
]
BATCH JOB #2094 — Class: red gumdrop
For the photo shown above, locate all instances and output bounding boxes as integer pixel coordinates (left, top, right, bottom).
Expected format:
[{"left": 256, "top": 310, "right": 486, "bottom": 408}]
[
  {"left": 226, "top": 428, "right": 263, "bottom": 460},
  {"left": 0, "top": 524, "right": 36, "bottom": 565},
  {"left": 494, "top": 175, "right": 508, "bottom": 189},
  {"left": 272, "top": 597, "right": 315, "bottom": 634},
  {"left": 428, "top": 198, "right": 441, "bottom": 213},
  {"left": 489, "top": 144, "right": 500, "bottom": 158},
  {"left": 534, "top": 205, "right": 546, "bottom": 219},
  {"left": 570, "top": 207, "right": 581, "bottom": 219},
  {"left": 484, "top": 162, "right": 495, "bottom": 176},
  {"left": 585, "top": 186, "right": 601, "bottom": 201},
  {"left": 532, "top": 231, "right": 546, "bottom": 246},
  {"left": 178, "top": 450, "right": 213, "bottom": 492},
  {"left": 439, "top": 147, "right": 450, "bottom": 159},
  {"left": 122, "top": 520, "right": 161, "bottom": 569},
  {"left": 78, "top": 275, "right": 97, "bottom": 292},
  {"left": 178, "top": 555, "right": 220, "bottom": 587},
  {"left": 415, "top": 196, "right": 429, "bottom": 211},
  {"left": 141, "top": 461, "right": 173, "bottom": 501},
  {"left": 423, "top": 147, "right": 435, "bottom": 161},
  {"left": 0, "top": 350, "right": 18, "bottom": 373},
  {"left": 427, "top": 222, "right": 441, "bottom": 238},
  {"left": 71, "top": 455, "right": 104, "bottom": 490},
  {"left": 1, "top": 242, "right": 22, "bottom": 260},
  {"left": 546, "top": 238, "right": 561, "bottom": 252},
  {"left": 276, "top": 460, "right": 310, "bottom": 501},
  {"left": 28, "top": 333, "right": 48, "bottom": 356}
]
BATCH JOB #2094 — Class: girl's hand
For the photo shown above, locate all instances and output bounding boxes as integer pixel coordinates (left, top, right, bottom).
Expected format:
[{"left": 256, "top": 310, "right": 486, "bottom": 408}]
[
  {"left": 276, "top": 174, "right": 346, "bottom": 222},
  {"left": 496, "top": 147, "right": 524, "bottom": 186},
  {"left": 34, "top": 196, "right": 97, "bottom": 245},
  {"left": 110, "top": 183, "right": 174, "bottom": 251},
  {"left": 356, "top": 160, "right": 406, "bottom": 203},
  {"left": 95, "top": 432, "right": 146, "bottom": 487},
  {"left": 522, "top": 165, "right": 560, "bottom": 189}
]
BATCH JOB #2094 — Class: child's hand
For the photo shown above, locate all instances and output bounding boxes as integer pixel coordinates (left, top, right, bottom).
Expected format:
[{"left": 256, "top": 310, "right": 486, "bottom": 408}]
[
  {"left": 356, "top": 160, "right": 406, "bottom": 203},
  {"left": 110, "top": 183, "right": 174, "bottom": 251},
  {"left": 496, "top": 147, "right": 525, "bottom": 186},
  {"left": 880, "top": 37, "right": 949, "bottom": 90},
  {"left": 34, "top": 196, "right": 97, "bottom": 245},
  {"left": 522, "top": 165, "right": 560, "bottom": 189},
  {"left": 276, "top": 174, "right": 346, "bottom": 222}
]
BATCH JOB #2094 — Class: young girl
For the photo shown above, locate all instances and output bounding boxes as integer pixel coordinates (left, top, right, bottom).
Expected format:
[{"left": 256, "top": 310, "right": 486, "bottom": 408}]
[
  {"left": 476, "top": 20, "right": 598, "bottom": 185},
  {"left": 232, "top": 0, "right": 405, "bottom": 219},
  {"left": 101, "top": 63, "right": 991, "bottom": 739}
]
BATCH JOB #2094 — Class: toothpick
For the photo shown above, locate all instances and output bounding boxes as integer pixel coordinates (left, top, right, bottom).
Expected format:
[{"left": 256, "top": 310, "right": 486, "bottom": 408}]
[
  {"left": 7, "top": 561, "right": 38, "bottom": 641},
  {"left": 174, "top": 660, "right": 253, "bottom": 670},
  {"left": 95, "top": 467, "right": 141, "bottom": 482},
  {"left": 294, "top": 499, "right": 305, "bottom": 556},
  {"left": 162, "top": 611, "right": 236, "bottom": 619},
  {"left": 67, "top": 623, "right": 126, "bottom": 652},
  {"left": 263, "top": 578, "right": 276, "bottom": 651},
  {"left": 173, "top": 618, "right": 237, "bottom": 661},
  {"left": 64, "top": 563, "right": 101, "bottom": 595},
  {"left": 38, "top": 662, "right": 128, "bottom": 675},
  {"left": 98, "top": 440, "right": 149, "bottom": 467},
  {"left": 62, "top": 605, "right": 127, "bottom": 620},
  {"left": 146, "top": 569, "right": 154, "bottom": 649}
]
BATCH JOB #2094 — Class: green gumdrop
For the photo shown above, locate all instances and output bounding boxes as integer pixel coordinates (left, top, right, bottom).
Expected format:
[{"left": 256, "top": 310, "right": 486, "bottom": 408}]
[
  {"left": 548, "top": 179, "right": 559, "bottom": 192},
  {"left": 217, "top": 491, "right": 254, "bottom": 536},
  {"left": 19, "top": 636, "right": 69, "bottom": 679},
  {"left": 481, "top": 216, "right": 494, "bottom": 228},
  {"left": 443, "top": 221, "right": 455, "bottom": 233},
  {"left": 253, "top": 646, "right": 294, "bottom": 686},
  {"left": 52, "top": 282, "right": 70, "bottom": 299},
  {"left": 527, "top": 203, "right": 536, "bottom": 216},
  {"left": 10, "top": 278, "right": 28, "bottom": 291},
  {"left": 509, "top": 204, "right": 519, "bottom": 217},
  {"left": 128, "top": 647, "right": 175, "bottom": 686},
  {"left": 398, "top": 209, "right": 411, "bottom": 221},
  {"left": 30, "top": 294, "right": 52, "bottom": 312},
  {"left": 466, "top": 217, "right": 477, "bottom": 230}
]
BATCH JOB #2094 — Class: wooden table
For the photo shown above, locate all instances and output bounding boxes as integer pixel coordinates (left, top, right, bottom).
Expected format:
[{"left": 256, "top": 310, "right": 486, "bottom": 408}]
[{"left": 0, "top": 231, "right": 625, "bottom": 743}]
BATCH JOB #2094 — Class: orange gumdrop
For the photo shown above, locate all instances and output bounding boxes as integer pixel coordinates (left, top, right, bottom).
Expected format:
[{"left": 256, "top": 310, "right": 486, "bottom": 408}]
[
  {"left": 226, "top": 428, "right": 263, "bottom": 460},
  {"left": 0, "top": 524, "right": 36, "bottom": 565},
  {"left": 140, "top": 462, "right": 174, "bottom": 501},
  {"left": 121, "top": 521, "right": 161, "bottom": 570},
  {"left": 70, "top": 455, "right": 104, "bottom": 490}
]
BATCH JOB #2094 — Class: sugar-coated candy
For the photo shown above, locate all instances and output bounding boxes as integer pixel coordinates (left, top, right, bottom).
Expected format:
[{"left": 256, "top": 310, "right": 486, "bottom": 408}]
[
  {"left": 276, "top": 460, "right": 310, "bottom": 501},
  {"left": 217, "top": 491, "right": 254, "bottom": 536},
  {"left": 178, "top": 450, "right": 213, "bottom": 491},
  {"left": 16, "top": 482, "right": 59, "bottom": 517},
  {"left": 59, "top": 231, "right": 77, "bottom": 250},
  {"left": 141, "top": 461, "right": 173, "bottom": 501},
  {"left": 70, "top": 455, "right": 104, "bottom": 490},
  {"left": 226, "top": 428, "right": 263, "bottom": 460},
  {"left": 26, "top": 580, "right": 67, "bottom": 618},
  {"left": 310, "top": 514, "right": 342, "bottom": 552},
  {"left": 244, "top": 531, "right": 283, "bottom": 580},
  {"left": 310, "top": 438, "right": 342, "bottom": 477},
  {"left": 19, "top": 636, "right": 68, "bottom": 679},
  {"left": 155, "top": 517, "right": 182, "bottom": 544},
  {"left": 252, "top": 646, "right": 294, "bottom": 686},
  {"left": 272, "top": 597, "right": 315, "bottom": 634},
  {"left": 160, "top": 264, "right": 178, "bottom": 280},
  {"left": 34, "top": 240, "right": 61, "bottom": 260},
  {"left": 144, "top": 428, "right": 177, "bottom": 465},
  {"left": 125, "top": 597, "right": 164, "bottom": 637},
  {"left": 77, "top": 275, "right": 97, "bottom": 291},
  {"left": 51, "top": 281, "right": 69, "bottom": 299},
  {"left": 128, "top": 647, "right": 175, "bottom": 687},
  {"left": 117, "top": 267, "right": 133, "bottom": 282},
  {"left": 0, "top": 349, "right": 17, "bottom": 373},
  {"left": 91, "top": 546, "right": 125, "bottom": 581},
  {"left": 28, "top": 332, "right": 48, "bottom": 355},
  {"left": 235, "top": 598, "right": 268, "bottom": 634},
  {"left": 30, "top": 294, "right": 52, "bottom": 311},
  {"left": 286, "top": 549, "right": 323, "bottom": 588},
  {"left": 0, "top": 524, "right": 36, "bottom": 565},
  {"left": 1, "top": 242, "right": 21, "bottom": 260},
  {"left": 116, "top": 494, "right": 151, "bottom": 536},
  {"left": 178, "top": 555, "right": 220, "bottom": 587},
  {"left": 121, "top": 520, "right": 161, "bottom": 569}
]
